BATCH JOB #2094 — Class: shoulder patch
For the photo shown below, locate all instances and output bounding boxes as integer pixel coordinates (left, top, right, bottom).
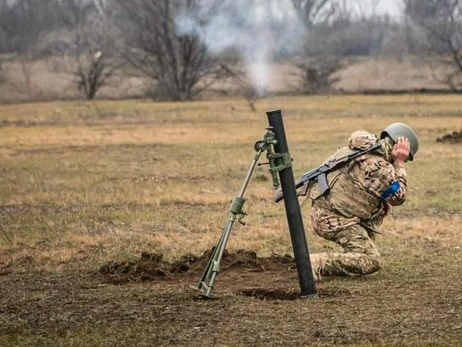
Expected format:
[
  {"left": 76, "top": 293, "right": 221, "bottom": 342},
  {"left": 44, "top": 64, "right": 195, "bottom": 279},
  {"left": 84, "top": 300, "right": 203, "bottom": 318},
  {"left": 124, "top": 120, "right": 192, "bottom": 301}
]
[{"left": 380, "top": 181, "right": 400, "bottom": 200}]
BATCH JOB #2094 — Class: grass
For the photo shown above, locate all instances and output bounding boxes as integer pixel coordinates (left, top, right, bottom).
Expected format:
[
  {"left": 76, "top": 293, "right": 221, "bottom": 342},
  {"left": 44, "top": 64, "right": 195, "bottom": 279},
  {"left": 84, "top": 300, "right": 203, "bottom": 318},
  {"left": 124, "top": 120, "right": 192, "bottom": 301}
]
[
  {"left": 0, "top": 94, "right": 461, "bottom": 346},
  {"left": 1, "top": 95, "right": 461, "bottom": 263}
]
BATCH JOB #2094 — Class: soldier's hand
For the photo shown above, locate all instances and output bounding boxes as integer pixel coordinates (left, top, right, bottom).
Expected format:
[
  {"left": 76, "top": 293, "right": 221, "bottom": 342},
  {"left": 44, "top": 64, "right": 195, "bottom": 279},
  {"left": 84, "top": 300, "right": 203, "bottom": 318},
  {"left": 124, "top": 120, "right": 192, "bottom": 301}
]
[{"left": 391, "top": 136, "right": 410, "bottom": 163}]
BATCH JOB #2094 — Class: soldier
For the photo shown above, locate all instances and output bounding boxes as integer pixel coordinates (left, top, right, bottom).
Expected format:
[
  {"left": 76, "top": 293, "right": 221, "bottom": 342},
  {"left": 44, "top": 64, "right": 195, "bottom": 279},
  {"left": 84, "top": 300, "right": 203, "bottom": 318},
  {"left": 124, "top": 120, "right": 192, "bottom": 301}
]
[{"left": 306, "top": 123, "right": 419, "bottom": 280}]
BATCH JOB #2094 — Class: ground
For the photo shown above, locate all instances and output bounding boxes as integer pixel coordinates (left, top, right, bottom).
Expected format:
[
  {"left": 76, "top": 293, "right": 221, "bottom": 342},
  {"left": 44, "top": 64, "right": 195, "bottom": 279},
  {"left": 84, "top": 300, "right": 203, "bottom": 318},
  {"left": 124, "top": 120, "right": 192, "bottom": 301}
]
[
  {"left": 0, "top": 95, "right": 461, "bottom": 346},
  {"left": 2, "top": 249, "right": 462, "bottom": 346}
]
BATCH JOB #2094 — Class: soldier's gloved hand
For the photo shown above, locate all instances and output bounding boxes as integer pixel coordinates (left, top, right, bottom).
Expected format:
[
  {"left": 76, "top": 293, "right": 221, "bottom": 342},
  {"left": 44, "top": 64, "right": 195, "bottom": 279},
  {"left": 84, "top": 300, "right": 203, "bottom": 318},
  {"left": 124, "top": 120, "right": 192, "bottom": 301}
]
[{"left": 391, "top": 136, "right": 411, "bottom": 163}]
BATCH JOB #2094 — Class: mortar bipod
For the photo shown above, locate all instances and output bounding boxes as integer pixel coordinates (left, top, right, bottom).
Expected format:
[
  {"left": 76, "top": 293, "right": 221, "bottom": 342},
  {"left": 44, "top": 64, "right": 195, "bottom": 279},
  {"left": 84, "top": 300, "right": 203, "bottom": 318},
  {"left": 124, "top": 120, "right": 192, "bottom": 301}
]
[{"left": 190, "top": 127, "right": 281, "bottom": 299}]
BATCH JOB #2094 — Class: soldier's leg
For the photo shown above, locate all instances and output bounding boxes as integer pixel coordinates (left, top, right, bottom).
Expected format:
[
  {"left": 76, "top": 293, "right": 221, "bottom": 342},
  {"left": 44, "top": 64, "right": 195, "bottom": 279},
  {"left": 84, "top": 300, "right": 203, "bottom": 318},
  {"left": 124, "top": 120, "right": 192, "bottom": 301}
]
[
  {"left": 310, "top": 226, "right": 382, "bottom": 276},
  {"left": 310, "top": 205, "right": 382, "bottom": 276},
  {"left": 324, "top": 224, "right": 382, "bottom": 276}
]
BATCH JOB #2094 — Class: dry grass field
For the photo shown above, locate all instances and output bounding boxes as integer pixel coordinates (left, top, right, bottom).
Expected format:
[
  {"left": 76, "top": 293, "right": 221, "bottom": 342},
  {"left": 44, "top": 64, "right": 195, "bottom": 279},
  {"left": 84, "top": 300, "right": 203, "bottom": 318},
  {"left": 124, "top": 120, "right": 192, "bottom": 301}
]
[{"left": 0, "top": 95, "right": 461, "bottom": 346}]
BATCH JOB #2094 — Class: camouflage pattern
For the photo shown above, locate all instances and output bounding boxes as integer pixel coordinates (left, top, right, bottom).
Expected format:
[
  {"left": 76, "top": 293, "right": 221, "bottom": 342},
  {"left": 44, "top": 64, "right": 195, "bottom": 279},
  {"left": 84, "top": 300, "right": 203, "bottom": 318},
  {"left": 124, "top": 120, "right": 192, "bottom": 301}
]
[
  {"left": 310, "top": 205, "right": 382, "bottom": 276},
  {"left": 308, "top": 130, "right": 408, "bottom": 276},
  {"left": 348, "top": 130, "right": 378, "bottom": 150}
]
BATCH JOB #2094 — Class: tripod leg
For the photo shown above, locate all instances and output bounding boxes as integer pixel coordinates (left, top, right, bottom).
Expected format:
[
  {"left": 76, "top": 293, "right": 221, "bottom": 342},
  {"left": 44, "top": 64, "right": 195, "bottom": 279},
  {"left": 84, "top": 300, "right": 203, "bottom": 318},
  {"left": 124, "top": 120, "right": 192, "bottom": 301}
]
[
  {"left": 201, "top": 213, "right": 237, "bottom": 298},
  {"left": 192, "top": 203, "right": 239, "bottom": 298},
  {"left": 191, "top": 149, "right": 263, "bottom": 298},
  {"left": 191, "top": 228, "right": 225, "bottom": 292}
]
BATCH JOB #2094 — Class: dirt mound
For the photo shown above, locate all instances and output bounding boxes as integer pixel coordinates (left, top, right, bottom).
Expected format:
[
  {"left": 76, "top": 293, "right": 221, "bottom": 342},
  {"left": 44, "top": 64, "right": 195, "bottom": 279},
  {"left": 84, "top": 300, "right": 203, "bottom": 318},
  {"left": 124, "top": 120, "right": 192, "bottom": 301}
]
[
  {"left": 436, "top": 131, "right": 462, "bottom": 143},
  {"left": 100, "top": 249, "right": 294, "bottom": 284}
]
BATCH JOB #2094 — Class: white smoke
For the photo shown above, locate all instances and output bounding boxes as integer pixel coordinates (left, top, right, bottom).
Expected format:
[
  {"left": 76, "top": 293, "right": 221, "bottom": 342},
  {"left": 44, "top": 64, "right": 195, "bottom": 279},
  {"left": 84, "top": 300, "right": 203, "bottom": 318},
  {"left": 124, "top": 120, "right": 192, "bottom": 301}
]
[{"left": 176, "top": 0, "right": 306, "bottom": 96}]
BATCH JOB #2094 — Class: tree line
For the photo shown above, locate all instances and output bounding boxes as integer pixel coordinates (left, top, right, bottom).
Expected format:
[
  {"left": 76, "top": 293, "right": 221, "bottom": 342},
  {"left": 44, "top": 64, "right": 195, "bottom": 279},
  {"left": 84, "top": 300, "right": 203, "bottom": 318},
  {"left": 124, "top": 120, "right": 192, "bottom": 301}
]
[{"left": 0, "top": 0, "right": 461, "bottom": 101}]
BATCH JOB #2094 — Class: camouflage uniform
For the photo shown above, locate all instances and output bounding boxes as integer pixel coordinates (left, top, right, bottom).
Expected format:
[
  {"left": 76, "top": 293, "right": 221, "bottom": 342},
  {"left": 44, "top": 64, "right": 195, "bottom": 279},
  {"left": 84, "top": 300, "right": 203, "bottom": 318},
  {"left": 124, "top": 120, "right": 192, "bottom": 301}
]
[{"left": 307, "top": 131, "right": 407, "bottom": 276}]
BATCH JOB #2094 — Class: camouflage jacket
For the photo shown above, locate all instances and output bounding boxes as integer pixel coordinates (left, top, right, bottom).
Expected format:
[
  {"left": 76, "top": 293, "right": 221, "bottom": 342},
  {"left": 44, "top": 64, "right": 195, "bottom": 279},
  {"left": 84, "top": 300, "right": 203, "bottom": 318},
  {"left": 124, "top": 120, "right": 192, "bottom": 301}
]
[{"left": 309, "top": 130, "right": 407, "bottom": 224}]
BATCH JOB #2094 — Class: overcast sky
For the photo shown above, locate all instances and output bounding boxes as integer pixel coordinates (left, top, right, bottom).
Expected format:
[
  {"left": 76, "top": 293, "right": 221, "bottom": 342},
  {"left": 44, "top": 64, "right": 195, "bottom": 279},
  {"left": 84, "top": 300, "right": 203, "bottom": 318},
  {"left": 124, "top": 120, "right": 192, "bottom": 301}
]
[{"left": 345, "top": 0, "right": 402, "bottom": 17}]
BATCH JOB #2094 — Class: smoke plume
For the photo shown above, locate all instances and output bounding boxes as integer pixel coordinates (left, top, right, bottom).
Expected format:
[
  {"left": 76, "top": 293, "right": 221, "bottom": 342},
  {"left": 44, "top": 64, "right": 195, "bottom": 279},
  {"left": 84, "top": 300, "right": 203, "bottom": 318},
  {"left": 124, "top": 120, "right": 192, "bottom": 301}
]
[{"left": 176, "top": 0, "right": 306, "bottom": 96}]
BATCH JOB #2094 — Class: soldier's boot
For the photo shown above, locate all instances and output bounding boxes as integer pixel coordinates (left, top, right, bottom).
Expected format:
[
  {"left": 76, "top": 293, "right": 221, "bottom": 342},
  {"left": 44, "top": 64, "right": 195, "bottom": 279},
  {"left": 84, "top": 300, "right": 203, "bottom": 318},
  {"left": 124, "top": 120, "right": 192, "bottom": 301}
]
[{"left": 310, "top": 253, "right": 327, "bottom": 282}]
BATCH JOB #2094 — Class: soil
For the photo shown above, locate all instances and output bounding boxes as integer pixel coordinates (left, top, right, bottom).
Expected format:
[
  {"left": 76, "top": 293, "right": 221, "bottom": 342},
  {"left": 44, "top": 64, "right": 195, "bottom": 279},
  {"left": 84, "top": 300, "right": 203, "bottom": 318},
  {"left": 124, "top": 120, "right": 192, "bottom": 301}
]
[
  {"left": 436, "top": 131, "right": 462, "bottom": 143},
  {"left": 99, "top": 249, "right": 294, "bottom": 286},
  {"left": 1, "top": 249, "right": 462, "bottom": 346}
]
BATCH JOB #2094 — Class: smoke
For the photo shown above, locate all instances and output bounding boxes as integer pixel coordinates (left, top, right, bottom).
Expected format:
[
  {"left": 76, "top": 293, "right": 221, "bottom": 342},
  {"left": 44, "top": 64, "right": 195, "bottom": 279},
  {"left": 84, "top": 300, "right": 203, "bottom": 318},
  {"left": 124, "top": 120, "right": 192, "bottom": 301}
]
[{"left": 176, "top": 0, "right": 306, "bottom": 96}]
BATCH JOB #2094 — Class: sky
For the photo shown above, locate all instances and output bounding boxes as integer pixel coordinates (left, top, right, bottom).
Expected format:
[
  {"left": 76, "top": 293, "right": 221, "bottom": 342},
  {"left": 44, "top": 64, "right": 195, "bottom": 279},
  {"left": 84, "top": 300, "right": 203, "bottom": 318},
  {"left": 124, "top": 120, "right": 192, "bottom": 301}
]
[{"left": 345, "top": 0, "right": 402, "bottom": 17}]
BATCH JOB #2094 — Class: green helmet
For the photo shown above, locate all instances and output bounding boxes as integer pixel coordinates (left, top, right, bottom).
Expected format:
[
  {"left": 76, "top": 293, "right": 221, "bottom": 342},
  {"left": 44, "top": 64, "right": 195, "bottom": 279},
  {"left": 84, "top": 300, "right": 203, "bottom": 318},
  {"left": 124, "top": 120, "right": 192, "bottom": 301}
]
[{"left": 380, "top": 123, "right": 419, "bottom": 161}]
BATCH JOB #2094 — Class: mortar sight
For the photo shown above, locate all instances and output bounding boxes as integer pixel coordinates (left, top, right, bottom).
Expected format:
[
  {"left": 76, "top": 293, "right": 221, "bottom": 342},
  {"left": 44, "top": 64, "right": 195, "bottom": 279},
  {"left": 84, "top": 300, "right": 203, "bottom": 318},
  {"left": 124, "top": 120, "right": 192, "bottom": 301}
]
[{"left": 254, "top": 127, "right": 277, "bottom": 151}]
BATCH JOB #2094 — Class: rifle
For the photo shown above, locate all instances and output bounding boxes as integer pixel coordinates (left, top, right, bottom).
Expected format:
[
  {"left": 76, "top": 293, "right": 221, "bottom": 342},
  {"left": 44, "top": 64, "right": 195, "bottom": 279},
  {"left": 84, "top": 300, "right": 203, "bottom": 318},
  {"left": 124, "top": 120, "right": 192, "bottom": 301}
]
[{"left": 274, "top": 143, "right": 382, "bottom": 203}]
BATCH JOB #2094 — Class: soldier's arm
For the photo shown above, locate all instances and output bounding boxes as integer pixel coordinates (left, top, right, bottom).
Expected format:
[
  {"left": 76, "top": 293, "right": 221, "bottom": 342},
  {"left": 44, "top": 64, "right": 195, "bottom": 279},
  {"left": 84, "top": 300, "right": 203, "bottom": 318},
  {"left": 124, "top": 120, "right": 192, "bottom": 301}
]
[
  {"left": 360, "top": 158, "right": 406, "bottom": 205},
  {"left": 385, "top": 137, "right": 411, "bottom": 206},
  {"left": 384, "top": 161, "right": 407, "bottom": 206}
]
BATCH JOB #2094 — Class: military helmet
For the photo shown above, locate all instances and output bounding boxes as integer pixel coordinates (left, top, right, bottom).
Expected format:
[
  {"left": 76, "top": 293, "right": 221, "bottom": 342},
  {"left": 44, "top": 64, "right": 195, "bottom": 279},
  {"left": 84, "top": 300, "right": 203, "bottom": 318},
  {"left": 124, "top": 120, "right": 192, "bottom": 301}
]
[{"left": 380, "top": 123, "right": 419, "bottom": 161}]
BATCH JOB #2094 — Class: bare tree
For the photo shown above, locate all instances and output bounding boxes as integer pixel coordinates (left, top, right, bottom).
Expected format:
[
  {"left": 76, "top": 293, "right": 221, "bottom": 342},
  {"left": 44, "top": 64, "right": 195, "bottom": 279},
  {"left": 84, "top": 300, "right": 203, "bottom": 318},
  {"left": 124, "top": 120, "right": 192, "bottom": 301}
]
[
  {"left": 298, "top": 58, "right": 343, "bottom": 94},
  {"left": 0, "top": 2, "right": 10, "bottom": 54},
  {"left": 219, "top": 62, "right": 259, "bottom": 111},
  {"left": 0, "top": 0, "right": 59, "bottom": 54},
  {"left": 293, "top": 0, "right": 344, "bottom": 94},
  {"left": 58, "top": 0, "right": 121, "bottom": 100},
  {"left": 75, "top": 50, "right": 119, "bottom": 100},
  {"left": 0, "top": 0, "right": 58, "bottom": 99},
  {"left": 114, "top": 0, "right": 225, "bottom": 101},
  {"left": 294, "top": 0, "right": 396, "bottom": 94},
  {"left": 292, "top": 0, "right": 335, "bottom": 27},
  {"left": 0, "top": 59, "right": 6, "bottom": 86},
  {"left": 404, "top": 0, "right": 462, "bottom": 91}
]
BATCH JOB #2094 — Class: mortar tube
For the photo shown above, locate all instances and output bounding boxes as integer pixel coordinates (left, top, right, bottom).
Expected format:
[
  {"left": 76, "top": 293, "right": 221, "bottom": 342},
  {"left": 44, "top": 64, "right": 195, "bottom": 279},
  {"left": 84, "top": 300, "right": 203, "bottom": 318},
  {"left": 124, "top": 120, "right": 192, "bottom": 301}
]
[{"left": 266, "top": 109, "right": 317, "bottom": 298}]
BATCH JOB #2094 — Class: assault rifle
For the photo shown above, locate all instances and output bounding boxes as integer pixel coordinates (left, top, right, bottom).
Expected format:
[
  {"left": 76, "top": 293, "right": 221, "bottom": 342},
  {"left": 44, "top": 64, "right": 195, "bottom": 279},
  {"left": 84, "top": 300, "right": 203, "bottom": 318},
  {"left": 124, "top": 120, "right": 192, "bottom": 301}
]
[{"left": 274, "top": 143, "right": 382, "bottom": 203}]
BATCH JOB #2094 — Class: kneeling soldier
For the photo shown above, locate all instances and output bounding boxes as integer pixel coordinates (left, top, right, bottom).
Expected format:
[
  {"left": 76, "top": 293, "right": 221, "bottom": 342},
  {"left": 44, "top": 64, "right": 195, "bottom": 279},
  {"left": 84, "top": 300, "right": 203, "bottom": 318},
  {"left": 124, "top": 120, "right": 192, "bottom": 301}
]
[{"left": 306, "top": 123, "right": 419, "bottom": 279}]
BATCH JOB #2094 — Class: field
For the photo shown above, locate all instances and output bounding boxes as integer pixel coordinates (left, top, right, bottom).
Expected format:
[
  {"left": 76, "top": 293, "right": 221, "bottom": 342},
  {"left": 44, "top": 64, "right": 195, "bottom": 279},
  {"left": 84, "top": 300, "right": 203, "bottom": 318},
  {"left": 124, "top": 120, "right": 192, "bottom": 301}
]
[{"left": 0, "top": 95, "right": 461, "bottom": 346}]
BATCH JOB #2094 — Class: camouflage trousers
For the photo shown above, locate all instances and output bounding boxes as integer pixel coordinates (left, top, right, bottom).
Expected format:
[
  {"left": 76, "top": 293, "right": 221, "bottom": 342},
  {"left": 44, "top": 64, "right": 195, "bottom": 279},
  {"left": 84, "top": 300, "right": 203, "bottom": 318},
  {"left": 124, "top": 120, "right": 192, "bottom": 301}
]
[{"left": 309, "top": 204, "right": 383, "bottom": 276}]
